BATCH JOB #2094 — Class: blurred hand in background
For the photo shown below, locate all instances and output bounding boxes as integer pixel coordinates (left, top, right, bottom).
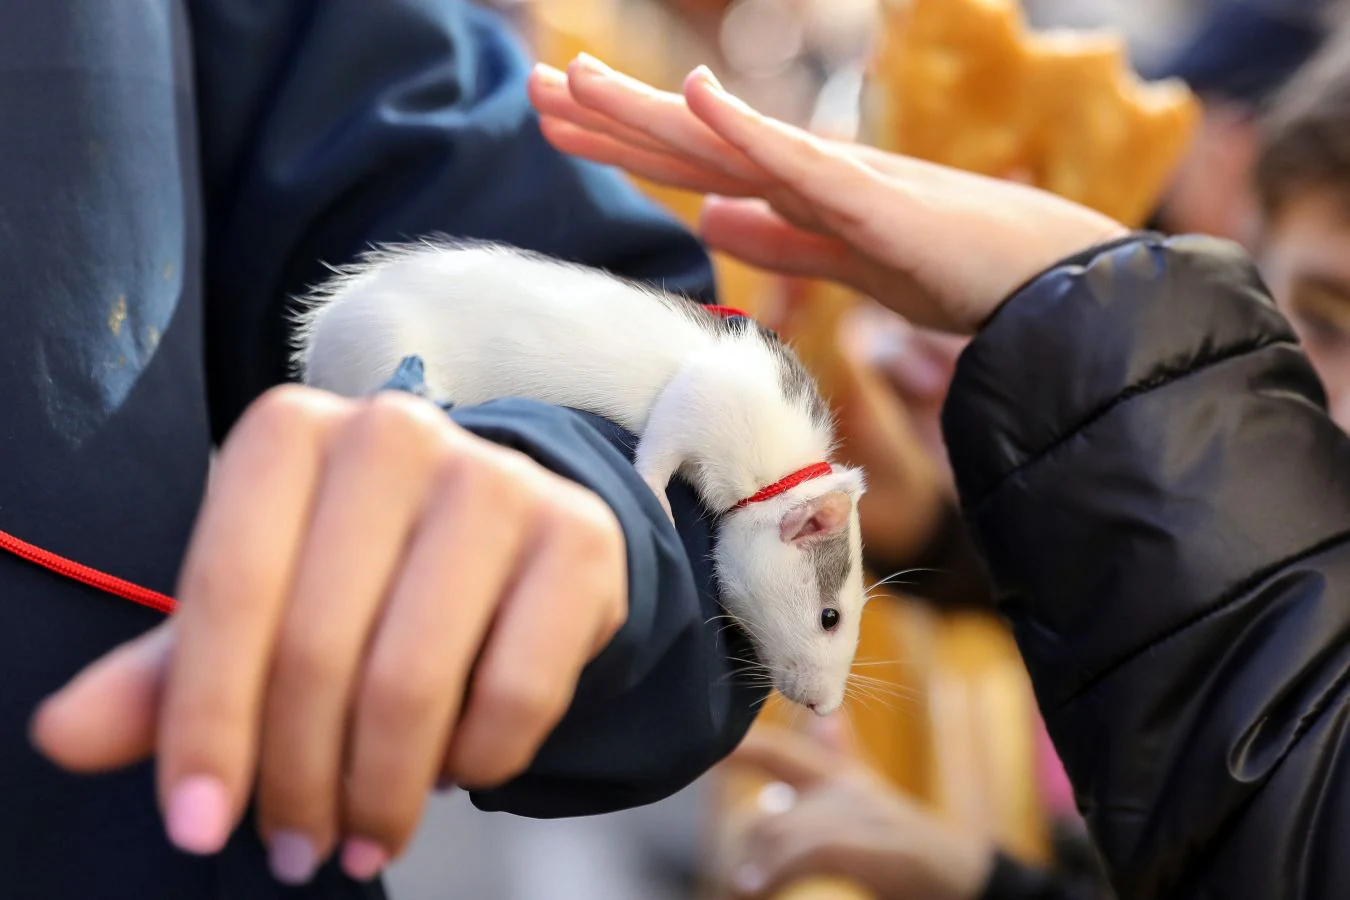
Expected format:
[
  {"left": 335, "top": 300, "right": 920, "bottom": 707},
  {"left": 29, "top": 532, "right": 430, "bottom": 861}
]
[{"left": 721, "top": 717, "right": 994, "bottom": 900}]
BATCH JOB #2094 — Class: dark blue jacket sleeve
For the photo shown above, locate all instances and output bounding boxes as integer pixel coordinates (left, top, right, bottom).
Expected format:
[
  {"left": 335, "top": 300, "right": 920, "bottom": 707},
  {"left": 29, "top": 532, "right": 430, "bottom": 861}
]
[
  {"left": 443, "top": 398, "right": 763, "bottom": 816},
  {"left": 943, "top": 234, "right": 1350, "bottom": 898},
  {"left": 188, "top": 0, "right": 714, "bottom": 438}
]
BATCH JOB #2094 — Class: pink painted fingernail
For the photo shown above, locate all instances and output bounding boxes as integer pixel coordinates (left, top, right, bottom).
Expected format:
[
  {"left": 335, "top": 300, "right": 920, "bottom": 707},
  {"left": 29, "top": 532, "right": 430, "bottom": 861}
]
[
  {"left": 268, "top": 830, "right": 319, "bottom": 885},
  {"left": 165, "top": 775, "right": 231, "bottom": 855},
  {"left": 341, "top": 838, "right": 389, "bottom": 881}
]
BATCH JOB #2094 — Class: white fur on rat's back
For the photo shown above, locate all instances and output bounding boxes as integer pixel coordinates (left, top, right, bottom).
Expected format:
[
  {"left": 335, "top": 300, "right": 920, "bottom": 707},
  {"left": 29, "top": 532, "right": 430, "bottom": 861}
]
[
  {"left": 293, "top": 240, "right": 867, "bottom": 714},
  {"left": 295, "top": 241, "right": 830, "bottom": 511},
  {"left": 298, "top": 241, "right": 703, "bottom": 432}
]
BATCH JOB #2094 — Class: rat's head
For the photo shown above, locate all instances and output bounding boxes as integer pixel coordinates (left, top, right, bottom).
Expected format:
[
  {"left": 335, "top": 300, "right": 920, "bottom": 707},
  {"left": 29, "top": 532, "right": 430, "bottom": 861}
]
[{"left": 715, "top": 466, "right": 866, "bottom": 716}]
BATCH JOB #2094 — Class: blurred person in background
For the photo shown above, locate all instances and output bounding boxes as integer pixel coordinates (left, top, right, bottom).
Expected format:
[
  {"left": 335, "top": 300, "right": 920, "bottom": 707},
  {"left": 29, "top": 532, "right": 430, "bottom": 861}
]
[
  {"left": 6, "top": 3, "right": 775, "bottom": 899},
  {"left": 1256, "top": 16, "right": 1350, "bottom": 428},
  {"left": 1144, "top": 0, "right": 1330, "bottom": 243}
]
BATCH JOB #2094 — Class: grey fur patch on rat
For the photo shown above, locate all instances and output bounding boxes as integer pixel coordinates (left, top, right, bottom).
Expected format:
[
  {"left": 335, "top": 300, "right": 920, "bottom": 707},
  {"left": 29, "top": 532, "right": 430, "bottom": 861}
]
[
  {"left": 763, "top": 330, "right": 832, "bottom": 434},
  {"left": 660, "top": 296, "right": 833, "bottom": 435},
  {"left": 808, "top": 531, "right": 851, "bottom": 606}
]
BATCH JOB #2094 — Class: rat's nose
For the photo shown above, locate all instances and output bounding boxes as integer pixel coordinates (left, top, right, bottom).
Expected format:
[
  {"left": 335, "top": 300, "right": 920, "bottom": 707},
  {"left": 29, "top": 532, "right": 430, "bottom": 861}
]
[{"left": 806, "top": 702, "right": 818, "bottom": 713}]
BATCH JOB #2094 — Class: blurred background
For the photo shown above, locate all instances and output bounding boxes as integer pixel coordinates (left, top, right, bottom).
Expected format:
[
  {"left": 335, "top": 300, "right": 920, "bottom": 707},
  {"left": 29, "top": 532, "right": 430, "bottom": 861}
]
[{"left": 384, "top": 1, "right": 1337, "bottom": 897}]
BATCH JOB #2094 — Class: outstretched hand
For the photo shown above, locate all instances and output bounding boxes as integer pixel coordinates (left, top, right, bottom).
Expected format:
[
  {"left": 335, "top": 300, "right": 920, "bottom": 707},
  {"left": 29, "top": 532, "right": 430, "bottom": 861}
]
[
  {"left": 723, "top": 718, "right": 994, "bottom": 900},
  {"left": 528, "top": 56, "right": 1127, "bottom": 333}
]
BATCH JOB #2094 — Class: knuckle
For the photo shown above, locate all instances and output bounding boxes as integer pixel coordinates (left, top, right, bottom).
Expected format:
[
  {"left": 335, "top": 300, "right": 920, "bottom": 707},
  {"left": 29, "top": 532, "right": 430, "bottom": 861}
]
[
  {"left": 455, "top": 734, "right": 536, "bottom": 787},
  {"left": 554, "top": 495, "right": 628, "bottom": 613},
  {"left": 348, "top": 391, "right": 444, "bottom": 458},
  {"left": 539, "top": 485, "right": 623, "bottom": 561},
  {"left": 476, "top": 667, "right": 565, "bottom": 734},
  {"left": 437, "top": 441, "right": 544, "bottom": 519},
  {"left": 360, "top": 659, "right": 445, "bottom": 731},
  {"left": 272, "top": 632, "right": 347, "bottom": 691},
  {"left": 240, "top": 384, "right": 332, "bottom": 444}
]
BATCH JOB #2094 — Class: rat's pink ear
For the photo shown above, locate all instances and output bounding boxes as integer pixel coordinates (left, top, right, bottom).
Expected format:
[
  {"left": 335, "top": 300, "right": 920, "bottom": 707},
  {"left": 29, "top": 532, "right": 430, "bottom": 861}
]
[{"left": 780, "top": 491, "right": 852, "bottom": 544}]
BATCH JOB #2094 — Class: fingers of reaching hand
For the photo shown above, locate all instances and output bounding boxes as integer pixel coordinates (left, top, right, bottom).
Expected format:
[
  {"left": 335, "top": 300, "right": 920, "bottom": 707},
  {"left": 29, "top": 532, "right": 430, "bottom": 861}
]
[
  {"left": 534, "top": 60, "right": 830, "bottom": 233},
  {"left": 539, "top": 116, "right": 753, "bottom": 198},
  {"left": 560, "top": 56, "right": 768, "bottom": 187},
  {"left": 157, "top": 386, "right": 346, "bottom": 860},
  {"left": 529, "top": 63, "right": 674, "bottom": 158},
  {"left": 700, "top": 197, "right": 856, "bottom": 279},
  {"left": 680, "top": 69, "right": 882, "bottom": 237}
]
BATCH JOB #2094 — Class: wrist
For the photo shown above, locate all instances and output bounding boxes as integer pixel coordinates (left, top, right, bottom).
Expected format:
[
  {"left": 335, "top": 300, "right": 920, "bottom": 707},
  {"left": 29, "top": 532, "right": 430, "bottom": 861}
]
[{"left": 977, "top": 231, "right": 1156, "bottom": 333}]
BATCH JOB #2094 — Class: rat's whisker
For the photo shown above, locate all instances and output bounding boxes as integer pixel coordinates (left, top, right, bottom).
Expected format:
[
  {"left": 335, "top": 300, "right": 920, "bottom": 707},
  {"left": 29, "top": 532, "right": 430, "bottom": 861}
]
[{"left": 864, "top": 567, "right": 945, "bottom": 593}]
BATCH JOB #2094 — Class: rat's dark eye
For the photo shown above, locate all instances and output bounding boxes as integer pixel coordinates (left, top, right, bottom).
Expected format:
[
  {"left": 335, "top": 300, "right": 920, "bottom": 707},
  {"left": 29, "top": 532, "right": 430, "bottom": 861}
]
[{"left": 820, "top": 608, "right": 841, "bottom": 632}]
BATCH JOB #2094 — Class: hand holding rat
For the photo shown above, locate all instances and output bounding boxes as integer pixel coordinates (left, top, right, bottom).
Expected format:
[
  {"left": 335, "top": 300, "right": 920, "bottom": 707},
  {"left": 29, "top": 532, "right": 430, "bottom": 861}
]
[
  {"left": 31, "top": 386, "right": 626, "bottom": 884},
  {"left": 528, "top": 57, "right": 1126, "bottom": 333},
  {"left": 725, "top": 719, "right": 994, "bottom": 900}
]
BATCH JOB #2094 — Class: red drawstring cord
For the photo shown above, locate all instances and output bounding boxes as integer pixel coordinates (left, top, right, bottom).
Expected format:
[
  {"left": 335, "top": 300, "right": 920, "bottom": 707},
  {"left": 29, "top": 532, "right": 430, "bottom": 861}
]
[
  {"left": 0, "top": 303, "right": 804, "bottom": 615},
  {"left": 0, "top": 528, "right": 177, "bottom": 615}
]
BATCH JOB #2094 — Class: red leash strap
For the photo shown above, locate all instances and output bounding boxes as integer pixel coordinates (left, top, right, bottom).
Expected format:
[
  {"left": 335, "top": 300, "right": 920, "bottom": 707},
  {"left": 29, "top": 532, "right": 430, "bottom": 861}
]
[
  {"left": 733, "top": 462, "right": 834, "bottom": 510},
  {"left": 0, "top": 528, "right": 177, "bottom": 615}
]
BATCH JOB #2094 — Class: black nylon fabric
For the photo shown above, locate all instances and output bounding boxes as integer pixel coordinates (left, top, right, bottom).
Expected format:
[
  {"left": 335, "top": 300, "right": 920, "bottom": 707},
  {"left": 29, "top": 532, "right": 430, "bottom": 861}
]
[{"left": 944, "top": 235, "right": 1350, "bottom": 898}]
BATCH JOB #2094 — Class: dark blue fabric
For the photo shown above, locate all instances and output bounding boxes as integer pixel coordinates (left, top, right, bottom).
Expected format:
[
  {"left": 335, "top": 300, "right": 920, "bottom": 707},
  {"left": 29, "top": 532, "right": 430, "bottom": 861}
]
[
  {"left": 1143, "top": 0, "right": 1328, "bottom": 105},
  {"left": 0, "top": 3, "right": 750, "bottom": 898}
]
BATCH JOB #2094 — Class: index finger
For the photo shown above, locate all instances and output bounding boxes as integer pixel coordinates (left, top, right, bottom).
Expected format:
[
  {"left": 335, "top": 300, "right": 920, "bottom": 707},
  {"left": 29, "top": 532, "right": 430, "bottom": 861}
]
[
  {"left": 157, "top": 387, "right": 346, "bottom": 855},
  {"left": 564, "top": 54, "right": 769, "bottom": 186},
  {"left": 682, "top": 70, "right": 888, "bottom": 244}
]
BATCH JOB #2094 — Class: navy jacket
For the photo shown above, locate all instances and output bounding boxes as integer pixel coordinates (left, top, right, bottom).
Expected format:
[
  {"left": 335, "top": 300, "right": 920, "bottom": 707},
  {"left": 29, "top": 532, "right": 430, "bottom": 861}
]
[
  {"left": 0, "top": 3, "right": 757, "bottom": 898},
  {"left": 946, "top": 234, "right": 1350, "bottom": 898}
]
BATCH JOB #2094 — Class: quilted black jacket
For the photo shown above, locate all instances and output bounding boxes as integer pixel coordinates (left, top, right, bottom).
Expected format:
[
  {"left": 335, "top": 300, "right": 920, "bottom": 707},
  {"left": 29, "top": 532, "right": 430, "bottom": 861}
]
[{"left": 946, "top": 233, "right": 1350, "bottom": 899}]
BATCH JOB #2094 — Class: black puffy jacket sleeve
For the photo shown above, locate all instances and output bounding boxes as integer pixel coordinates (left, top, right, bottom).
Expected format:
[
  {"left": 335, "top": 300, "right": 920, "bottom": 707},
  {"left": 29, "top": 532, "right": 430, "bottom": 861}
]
[{"left": 942, "top": 234, "right": 1350, "bottom": 899}]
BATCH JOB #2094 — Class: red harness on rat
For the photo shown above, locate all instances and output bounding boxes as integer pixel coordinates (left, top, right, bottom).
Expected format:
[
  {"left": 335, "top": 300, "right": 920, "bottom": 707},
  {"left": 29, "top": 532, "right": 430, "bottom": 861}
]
[{"left": 0, "top": 305, "right": 832, "bottom": 616}]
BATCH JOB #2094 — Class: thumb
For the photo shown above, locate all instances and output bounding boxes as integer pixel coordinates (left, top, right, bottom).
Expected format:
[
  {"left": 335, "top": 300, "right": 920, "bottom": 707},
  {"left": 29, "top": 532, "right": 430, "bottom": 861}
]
[{"left": 31, "top": 622, "right": 173, "bottom": 772}]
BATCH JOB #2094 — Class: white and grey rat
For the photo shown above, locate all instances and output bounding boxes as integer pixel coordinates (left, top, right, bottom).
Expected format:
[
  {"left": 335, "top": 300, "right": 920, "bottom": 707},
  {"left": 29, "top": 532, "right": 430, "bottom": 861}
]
[{"left": 292, "top": 241, "right": 867, "bottom": 714}]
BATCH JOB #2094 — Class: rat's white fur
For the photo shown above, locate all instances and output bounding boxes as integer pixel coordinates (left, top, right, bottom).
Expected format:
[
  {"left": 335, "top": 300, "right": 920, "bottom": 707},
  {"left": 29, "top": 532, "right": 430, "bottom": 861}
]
[{"left": 292, "top": 240, "right": 867, "bottom": 713}]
